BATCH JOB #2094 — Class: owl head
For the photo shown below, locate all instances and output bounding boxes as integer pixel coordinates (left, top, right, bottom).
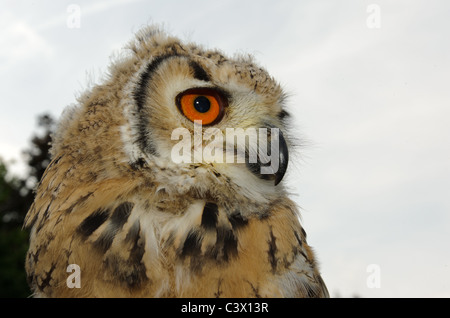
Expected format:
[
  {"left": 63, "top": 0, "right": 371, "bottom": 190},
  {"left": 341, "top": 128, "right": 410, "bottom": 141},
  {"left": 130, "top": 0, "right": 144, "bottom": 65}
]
[{"left": 51, "top": 26, "right": 292, "bottom": 213}]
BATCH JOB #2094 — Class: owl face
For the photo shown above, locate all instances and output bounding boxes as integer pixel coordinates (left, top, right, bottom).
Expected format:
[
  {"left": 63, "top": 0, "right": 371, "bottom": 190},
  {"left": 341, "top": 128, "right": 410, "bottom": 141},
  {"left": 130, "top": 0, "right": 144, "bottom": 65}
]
[
  {"left": 116, "top": 28, "right": 290, "bottom": 199},
  {"left": 53, "top": 26, "right": 291, "bottom": 210}
]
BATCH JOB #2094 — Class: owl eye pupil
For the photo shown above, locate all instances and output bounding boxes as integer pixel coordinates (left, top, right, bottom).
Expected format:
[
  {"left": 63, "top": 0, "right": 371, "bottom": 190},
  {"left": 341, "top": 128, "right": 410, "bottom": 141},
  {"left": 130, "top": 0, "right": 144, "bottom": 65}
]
[
  {"left": 194, "top": 96, "right": 211, "bottom": 113},
  {"left": 176, "top": 88, "right": 226, "bottom": 125}
]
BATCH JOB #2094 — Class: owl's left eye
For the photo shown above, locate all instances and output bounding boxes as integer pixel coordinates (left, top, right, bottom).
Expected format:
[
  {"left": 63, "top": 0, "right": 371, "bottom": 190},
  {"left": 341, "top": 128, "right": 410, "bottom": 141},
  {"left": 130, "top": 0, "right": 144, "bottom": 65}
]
[{"left": 176, "top": 88, "right": 227, "bottom": 125}]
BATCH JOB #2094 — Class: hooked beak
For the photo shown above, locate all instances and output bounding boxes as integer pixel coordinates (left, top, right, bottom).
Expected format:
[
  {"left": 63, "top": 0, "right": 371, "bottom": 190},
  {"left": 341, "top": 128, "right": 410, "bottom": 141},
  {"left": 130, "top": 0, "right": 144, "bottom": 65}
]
[
  {"left": 246, "top": 129, "right": 289, "bottom": 186},
  {"left": 275, "top": 131, "right": 289, "bottom": 185}
]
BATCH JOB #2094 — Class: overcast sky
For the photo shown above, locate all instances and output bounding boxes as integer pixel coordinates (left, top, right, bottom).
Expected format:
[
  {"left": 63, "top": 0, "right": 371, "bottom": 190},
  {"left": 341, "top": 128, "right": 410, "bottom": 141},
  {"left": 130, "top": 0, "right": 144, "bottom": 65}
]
[{"left": 1, "top": 0, "right": 449, "bottom": 297}]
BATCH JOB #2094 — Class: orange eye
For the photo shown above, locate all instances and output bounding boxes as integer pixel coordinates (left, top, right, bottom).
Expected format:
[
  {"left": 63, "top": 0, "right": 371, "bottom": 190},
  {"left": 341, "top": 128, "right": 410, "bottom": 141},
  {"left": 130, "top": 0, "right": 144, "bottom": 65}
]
[{"left": 176, "top": 88, "right": 226, "bottom": 125}]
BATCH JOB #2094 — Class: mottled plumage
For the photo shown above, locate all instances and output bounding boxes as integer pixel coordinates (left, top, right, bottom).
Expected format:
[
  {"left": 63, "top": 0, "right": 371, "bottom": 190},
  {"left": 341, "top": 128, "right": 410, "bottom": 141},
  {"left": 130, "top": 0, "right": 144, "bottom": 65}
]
[{"left": 24, "top": 26, "right": 328, "bottom": 297}]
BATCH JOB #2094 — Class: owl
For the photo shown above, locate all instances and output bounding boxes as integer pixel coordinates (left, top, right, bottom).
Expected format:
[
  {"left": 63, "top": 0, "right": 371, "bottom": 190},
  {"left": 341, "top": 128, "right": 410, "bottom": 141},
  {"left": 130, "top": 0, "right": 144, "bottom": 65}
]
[{"left": 24, "top": 26, "right": 328, "bottom": 298}]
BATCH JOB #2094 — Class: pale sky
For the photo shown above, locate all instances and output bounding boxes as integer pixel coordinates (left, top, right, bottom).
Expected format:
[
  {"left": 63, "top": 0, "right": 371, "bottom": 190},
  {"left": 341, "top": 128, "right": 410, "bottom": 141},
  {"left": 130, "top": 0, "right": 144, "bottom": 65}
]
[{"left": 1, "top": 0, "right": 449, "bottom": 297}]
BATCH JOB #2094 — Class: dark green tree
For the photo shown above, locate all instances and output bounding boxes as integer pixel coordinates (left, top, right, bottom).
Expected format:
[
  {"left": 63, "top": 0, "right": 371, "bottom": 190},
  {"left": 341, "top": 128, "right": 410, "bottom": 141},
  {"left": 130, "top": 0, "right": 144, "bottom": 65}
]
[{"left": 0, "top": 113, "right": 54, "bottom": 297}]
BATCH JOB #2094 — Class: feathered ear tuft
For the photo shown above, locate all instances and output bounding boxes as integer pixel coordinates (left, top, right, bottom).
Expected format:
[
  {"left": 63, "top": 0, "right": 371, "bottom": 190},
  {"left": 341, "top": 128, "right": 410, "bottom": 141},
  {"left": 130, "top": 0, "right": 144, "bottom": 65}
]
[{"left": 126, "top": 24, "right": 174, "bottom": 58}]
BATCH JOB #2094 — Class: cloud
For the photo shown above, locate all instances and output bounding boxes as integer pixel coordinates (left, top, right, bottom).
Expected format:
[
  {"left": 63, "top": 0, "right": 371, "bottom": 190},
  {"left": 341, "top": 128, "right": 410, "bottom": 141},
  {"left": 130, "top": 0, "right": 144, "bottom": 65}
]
[{"left": 0, "top": 11, "right": 53, "bottom": 69}]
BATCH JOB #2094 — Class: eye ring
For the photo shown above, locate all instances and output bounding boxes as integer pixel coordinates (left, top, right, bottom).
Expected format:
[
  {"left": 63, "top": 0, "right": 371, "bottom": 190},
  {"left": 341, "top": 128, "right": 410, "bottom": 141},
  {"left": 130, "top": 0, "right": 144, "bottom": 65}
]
[{"left": 175, "top": 88, "right": 227, "bottom": 125}]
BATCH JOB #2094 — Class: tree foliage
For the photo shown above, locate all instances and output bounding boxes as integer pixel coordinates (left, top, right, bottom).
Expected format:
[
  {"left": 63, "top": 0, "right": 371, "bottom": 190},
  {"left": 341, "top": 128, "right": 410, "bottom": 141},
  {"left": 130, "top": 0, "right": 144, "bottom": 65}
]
[{"left": 0, "top": 114, "right": 54, "bottom": 297}]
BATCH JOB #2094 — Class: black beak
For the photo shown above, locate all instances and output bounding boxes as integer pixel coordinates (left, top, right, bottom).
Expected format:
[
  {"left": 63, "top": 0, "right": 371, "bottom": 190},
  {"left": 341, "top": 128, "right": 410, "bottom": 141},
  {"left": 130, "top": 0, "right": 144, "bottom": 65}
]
[
  {"left": 275, "top": 131, "right": 289, "bottom": 185},
  {"left": 246, "top": 129, "right": 289, "bottom": 186}
]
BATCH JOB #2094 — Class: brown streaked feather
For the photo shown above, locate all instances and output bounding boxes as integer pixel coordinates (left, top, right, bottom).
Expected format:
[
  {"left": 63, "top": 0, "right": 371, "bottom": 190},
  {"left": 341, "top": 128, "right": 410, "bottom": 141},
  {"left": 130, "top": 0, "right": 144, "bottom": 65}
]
[{"left": 25, "top": 161, "right": 327, "bottom": 297}]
